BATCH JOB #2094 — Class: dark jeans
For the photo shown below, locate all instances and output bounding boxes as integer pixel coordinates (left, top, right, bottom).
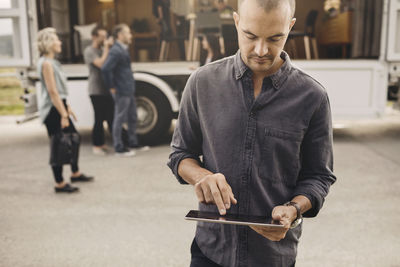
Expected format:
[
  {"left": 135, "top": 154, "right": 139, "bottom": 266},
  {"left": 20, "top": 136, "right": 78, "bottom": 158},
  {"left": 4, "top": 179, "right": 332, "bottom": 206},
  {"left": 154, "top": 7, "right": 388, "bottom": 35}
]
[
  {"left": 190, "top": 239, "right": 222, "bottom": 267},
  {"left": 112, "top": 93, "right": 138, "bottom": 152},
  {"left": 44, "top": 101, "right": 79, "bottom": 184},
  {"left": 90, "top": 94, "right": 114, "bottom": 146},
  {"left": 190, "top": 239, "right": 296, "bottom": 267}
]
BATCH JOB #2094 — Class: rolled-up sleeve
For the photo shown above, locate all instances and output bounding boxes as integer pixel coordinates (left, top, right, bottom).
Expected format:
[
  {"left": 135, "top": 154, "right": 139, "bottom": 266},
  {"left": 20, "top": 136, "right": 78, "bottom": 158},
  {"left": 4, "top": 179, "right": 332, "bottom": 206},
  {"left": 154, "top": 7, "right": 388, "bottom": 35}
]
[
  {"left": 83, "top": 47, "right": 96, "bottom": 66},
  {"left": 293, "top": 92, "right": 337, "bottom": 217},
  {"left": 167, "top": 71, "right": 203, "bottom": 184}
]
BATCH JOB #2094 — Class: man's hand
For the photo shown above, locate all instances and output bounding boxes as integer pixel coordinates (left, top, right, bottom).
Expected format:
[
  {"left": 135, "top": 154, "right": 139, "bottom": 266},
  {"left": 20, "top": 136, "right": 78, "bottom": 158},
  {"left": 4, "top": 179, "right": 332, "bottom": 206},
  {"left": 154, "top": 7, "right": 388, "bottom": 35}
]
[
  {"left": 194, "top": 173, "right": 237, "bottom": 215},
  {"left": 105, "top": 36, "right": 114, "bottom": 48},
  {"left": 110, "top": 88, "right": 116, "bottom": 95},
  {"left": 250, "top": 205, "right": 297, "bottom": 241}
]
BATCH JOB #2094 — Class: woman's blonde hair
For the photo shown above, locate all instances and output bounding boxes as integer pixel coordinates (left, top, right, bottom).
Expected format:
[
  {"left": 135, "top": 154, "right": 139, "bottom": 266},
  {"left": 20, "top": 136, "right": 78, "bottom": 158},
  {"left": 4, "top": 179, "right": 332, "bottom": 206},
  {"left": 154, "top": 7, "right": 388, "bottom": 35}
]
[{"left": 37, "top": 27, "right": 58, "bottom": 55}]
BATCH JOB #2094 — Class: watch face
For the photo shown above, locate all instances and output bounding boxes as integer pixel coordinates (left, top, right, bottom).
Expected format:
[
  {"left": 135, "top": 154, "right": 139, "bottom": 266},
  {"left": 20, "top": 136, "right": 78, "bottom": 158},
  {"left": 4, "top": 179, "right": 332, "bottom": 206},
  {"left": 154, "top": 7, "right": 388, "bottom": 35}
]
[{"left": 290, "top": 217, "right": 303, "bottom": 229}]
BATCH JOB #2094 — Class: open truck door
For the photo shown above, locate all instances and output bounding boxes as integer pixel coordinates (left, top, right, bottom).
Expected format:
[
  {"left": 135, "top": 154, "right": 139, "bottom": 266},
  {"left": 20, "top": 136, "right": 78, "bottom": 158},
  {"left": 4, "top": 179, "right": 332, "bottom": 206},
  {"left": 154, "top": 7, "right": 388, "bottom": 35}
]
[
  {"left": 387, "top": 0, "right": 400, "bottom": 99},
  {"left": 386, "top": 0, "right": 400, "bottom": 104},
  {"left": 387, "top": 0, "right": 400, "bottom": 62}
]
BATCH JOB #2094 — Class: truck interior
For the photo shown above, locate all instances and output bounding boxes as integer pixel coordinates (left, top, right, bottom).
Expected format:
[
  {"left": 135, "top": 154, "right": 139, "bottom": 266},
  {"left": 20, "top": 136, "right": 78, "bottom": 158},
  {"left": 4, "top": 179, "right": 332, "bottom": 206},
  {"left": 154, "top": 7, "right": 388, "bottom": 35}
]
[{"left": 31, "top": 0, "right": 385, "bottom": 64}]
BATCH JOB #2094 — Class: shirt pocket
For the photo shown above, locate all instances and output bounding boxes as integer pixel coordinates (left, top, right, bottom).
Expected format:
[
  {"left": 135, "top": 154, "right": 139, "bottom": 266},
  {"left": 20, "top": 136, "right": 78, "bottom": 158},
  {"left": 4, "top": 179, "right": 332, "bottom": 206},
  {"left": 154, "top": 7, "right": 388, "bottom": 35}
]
[{"left": 258, "top": 127, "right": 303, "bottom": 187}]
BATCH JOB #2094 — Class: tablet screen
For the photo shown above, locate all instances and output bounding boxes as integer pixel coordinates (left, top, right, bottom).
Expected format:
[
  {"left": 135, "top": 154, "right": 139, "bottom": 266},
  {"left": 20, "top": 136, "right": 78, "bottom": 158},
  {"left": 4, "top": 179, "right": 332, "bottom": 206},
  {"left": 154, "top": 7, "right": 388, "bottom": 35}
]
[{"left": 185, "top": 210, "right": 284, "bottom": 228}]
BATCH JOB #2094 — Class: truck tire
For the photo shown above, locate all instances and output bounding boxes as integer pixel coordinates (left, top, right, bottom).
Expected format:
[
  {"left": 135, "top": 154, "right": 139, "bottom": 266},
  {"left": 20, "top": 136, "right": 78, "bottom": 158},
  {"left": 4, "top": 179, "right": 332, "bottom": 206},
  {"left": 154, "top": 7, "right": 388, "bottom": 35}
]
[{"left": 135, "top": 81, "right": 173, "bottom": 144}]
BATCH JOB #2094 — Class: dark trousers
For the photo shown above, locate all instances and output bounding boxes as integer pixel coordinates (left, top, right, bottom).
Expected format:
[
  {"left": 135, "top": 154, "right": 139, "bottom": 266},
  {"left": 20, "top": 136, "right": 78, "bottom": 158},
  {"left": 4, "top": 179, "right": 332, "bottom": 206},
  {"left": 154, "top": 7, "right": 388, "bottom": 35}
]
[
  {"left": 190, "top": 239, "right": 222, "bottom": 267},
  {"left": 44, "top": 101, "right": 79, "bottom": 184},
  {"left": 190, "top": 239, "right": 296, "bottom": 267},
  {"left": 90, "top": 94, "right": 114, "bottom": 146}
]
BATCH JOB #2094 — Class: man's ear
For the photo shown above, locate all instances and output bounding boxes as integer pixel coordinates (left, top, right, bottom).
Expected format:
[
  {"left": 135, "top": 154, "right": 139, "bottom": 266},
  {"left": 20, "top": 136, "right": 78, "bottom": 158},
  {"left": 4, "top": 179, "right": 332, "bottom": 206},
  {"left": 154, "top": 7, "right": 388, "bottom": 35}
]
[
  {"left": 289, "top": 18, "right": 296, "bottom": 31},
  {"left": 233, "top": 11, "right": 240, "bottom": 29}
]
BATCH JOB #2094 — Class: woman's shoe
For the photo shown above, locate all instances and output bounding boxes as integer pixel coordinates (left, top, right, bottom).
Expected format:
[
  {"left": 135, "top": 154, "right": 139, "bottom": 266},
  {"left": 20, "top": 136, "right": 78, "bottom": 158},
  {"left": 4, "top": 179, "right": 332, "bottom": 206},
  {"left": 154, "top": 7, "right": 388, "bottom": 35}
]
[
  {"left": 71, "top": 174, "right": 94, "bottom": 183},
  {"left": 54, "top": 183, "right": 79, "bottom": 193}
]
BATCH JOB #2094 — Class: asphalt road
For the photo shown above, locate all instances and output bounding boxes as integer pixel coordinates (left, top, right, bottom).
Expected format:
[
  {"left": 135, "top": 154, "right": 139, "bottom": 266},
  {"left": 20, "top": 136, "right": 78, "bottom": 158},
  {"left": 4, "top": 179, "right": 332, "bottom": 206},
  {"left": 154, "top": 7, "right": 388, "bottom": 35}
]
[{"left": 0, "top": 114, "right": 399, "bottom": 267}]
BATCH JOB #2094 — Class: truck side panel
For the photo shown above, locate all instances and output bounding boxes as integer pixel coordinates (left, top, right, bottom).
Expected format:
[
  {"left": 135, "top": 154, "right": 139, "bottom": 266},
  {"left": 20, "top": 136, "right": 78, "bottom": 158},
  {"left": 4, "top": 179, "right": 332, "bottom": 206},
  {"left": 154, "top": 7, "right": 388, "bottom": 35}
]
[{"left": 295, "top": 60, "right": 388, "bottom": 120}]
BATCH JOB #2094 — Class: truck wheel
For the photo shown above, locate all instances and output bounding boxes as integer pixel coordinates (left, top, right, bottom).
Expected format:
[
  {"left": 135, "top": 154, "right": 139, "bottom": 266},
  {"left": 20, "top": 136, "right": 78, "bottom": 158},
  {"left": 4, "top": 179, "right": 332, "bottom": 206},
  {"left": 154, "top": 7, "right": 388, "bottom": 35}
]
[{"left": 135, "top": 82, "right": 173, "bottom": 144}]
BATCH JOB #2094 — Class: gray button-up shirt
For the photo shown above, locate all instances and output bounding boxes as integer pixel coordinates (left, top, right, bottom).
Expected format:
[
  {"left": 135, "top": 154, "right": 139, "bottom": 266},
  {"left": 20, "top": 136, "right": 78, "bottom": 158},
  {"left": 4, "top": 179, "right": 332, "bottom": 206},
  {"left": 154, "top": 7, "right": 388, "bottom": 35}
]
[{"left": 168, "top": 51, "right": 336, "bottom": 267}]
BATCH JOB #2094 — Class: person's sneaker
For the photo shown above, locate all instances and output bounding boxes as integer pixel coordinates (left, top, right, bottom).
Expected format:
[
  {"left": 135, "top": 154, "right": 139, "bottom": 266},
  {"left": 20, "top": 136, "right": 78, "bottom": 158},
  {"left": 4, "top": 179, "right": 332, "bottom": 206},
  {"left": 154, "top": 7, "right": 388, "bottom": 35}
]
[
  {"left": 92, "top": 146, "right": 107, "bottom": 156},
  {"left": 115, "top": 148, "right": 136, "bottom": 157},
  {"left": 54, "top": 183, "right": 79, "bottom": 193},
  {"left": 129, "top": 144, "right": 150, "bottom": 152},
  {"left": 71, "top": 174, "right": 94, "bottom": 183}
]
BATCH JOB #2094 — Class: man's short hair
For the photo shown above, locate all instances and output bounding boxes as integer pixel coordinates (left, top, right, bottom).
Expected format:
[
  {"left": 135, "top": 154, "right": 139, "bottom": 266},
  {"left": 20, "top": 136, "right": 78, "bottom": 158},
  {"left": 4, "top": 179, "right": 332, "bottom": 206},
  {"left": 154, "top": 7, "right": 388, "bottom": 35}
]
[
  {"left": 91, "top": 26, "right": 107, "bottom": 37},
  {"left": 239, "top": 0, "right": 296, "bottom": 18},
  {"left": 112, "top": 23, "right": 129, "bottom": 39}
]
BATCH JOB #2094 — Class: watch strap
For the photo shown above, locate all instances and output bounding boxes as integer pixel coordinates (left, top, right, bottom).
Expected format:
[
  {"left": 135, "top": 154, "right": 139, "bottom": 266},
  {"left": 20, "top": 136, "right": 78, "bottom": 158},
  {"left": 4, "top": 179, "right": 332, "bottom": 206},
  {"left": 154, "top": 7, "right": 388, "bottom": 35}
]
[{"left": 284, "top": 201, "right": 301, "bottom": 220}]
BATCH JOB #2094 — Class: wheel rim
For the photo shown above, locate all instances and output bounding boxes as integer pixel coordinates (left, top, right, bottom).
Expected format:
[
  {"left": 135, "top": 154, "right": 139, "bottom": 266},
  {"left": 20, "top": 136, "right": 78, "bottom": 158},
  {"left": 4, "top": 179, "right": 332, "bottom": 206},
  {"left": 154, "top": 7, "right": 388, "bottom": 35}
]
[{"left": 136, "top": 95, "right": 158, "bottom": 135}]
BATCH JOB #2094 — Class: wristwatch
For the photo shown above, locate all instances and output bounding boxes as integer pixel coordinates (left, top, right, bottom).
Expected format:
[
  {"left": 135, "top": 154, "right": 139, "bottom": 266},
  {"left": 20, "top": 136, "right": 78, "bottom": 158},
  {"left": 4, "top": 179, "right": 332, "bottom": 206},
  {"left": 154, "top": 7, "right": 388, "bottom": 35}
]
[{"left": 284, "top": 201, "right": 303, "bottom": 229}]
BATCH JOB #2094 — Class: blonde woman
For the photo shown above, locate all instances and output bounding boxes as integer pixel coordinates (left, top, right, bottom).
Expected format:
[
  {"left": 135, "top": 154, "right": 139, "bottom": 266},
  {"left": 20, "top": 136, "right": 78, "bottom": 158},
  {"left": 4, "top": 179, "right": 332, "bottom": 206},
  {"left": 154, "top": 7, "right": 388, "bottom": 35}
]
[{"left": 37, "top": 27, "right": 93, "bottom": 193}]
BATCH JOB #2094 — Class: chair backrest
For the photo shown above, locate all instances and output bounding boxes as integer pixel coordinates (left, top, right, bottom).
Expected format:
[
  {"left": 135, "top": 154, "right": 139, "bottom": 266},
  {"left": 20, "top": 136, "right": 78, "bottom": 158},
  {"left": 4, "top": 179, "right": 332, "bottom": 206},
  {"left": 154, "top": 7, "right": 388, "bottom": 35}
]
[
  {"left": 164, "top": 13, "right": 190, "bottom": 41},
  {"left": 195, "top": 11, "right": 222, "bottom": 34},
  {"left": 305, "top": 10, "right": 318, "bottom": 36}
]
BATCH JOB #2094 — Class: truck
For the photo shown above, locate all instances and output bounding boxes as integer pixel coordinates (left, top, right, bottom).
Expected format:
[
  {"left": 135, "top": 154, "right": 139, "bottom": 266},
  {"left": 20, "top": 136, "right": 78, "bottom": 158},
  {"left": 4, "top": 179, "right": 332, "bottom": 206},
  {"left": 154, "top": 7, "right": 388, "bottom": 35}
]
[{"left": 0, "top": 0, "right": 399, "bottom": 144}]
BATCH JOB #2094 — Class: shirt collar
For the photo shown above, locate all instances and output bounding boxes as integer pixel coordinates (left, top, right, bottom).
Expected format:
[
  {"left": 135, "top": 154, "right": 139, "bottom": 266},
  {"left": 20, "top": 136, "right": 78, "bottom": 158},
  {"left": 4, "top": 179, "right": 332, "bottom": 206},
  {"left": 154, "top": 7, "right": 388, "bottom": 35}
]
[
  {"left": 117, "top": 40, "right": 129, "bottom": 50},
  {"left": 234, "top": 50, "right": 292, "bottom": 90}
]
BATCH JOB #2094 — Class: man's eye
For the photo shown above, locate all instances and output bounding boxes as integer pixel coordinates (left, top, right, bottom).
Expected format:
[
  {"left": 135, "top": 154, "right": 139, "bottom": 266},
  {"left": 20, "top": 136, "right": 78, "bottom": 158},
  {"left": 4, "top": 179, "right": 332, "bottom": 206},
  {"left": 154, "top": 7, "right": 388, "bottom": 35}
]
[
  {"left": 270, "top": 38, "right": 282, "bottom": 42},
  {"left": 247, "top": 35, "right": 256, "bottom": 40}
]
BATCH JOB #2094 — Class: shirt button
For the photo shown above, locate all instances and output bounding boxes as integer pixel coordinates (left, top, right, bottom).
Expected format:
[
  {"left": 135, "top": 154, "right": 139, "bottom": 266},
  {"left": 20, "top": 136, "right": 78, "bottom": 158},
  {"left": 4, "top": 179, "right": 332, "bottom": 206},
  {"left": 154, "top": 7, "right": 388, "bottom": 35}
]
[{"left": 250, "top": 112, "right": 255, "bottom": 117}]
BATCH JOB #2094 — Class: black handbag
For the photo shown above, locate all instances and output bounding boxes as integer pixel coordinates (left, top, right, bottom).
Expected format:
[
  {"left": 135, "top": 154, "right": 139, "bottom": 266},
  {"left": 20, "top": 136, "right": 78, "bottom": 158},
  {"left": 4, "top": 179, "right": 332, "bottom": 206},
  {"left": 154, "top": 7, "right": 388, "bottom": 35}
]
[{"left": 50, "top": 130, "right": 80, "bottom": 166}]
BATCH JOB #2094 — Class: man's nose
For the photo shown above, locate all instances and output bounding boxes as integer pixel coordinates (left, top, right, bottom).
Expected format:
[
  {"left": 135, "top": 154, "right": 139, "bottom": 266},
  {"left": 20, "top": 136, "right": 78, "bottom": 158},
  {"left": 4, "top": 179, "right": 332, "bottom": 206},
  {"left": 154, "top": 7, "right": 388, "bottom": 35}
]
[{"left": 254, "top": 40, "right": 268, "bottom": 57}]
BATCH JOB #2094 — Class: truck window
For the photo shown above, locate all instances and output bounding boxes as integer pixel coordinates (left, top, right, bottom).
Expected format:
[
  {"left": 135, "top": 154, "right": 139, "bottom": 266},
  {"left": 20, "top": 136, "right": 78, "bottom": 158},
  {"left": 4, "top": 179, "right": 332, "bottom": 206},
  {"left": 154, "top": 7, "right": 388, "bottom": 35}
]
[{"left": 0, "top": 0, "right": 30, "bottom": 67}]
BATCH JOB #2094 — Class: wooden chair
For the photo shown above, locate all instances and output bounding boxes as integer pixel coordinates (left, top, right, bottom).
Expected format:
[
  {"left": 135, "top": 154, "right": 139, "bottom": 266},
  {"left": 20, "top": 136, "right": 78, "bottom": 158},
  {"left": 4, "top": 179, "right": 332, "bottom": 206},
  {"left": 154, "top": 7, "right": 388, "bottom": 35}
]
[
  {"left": 159, "top": 14, "right": 189, "bottom": 61},
  {"left": 288, "top": 10, "right": 319, "bottom": 59}
]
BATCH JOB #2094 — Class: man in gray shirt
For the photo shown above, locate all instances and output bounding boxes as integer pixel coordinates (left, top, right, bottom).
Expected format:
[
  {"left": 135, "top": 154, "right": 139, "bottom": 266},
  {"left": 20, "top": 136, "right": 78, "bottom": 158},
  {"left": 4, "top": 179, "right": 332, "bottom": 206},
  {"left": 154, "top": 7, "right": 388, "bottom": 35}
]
[
  {"left": 84, "top": 26, "right": 114, "bottom": 155},
  {"left": 168, "top": 0, "right": 336, "bottom": 266}
]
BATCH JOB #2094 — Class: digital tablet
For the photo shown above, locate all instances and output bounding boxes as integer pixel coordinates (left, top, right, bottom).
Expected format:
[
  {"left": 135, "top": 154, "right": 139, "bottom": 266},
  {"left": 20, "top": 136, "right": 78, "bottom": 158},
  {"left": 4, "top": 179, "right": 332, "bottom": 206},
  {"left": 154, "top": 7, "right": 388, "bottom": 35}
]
[{"left": 185, "top": 210, "right": 284, "bottom": 228}]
